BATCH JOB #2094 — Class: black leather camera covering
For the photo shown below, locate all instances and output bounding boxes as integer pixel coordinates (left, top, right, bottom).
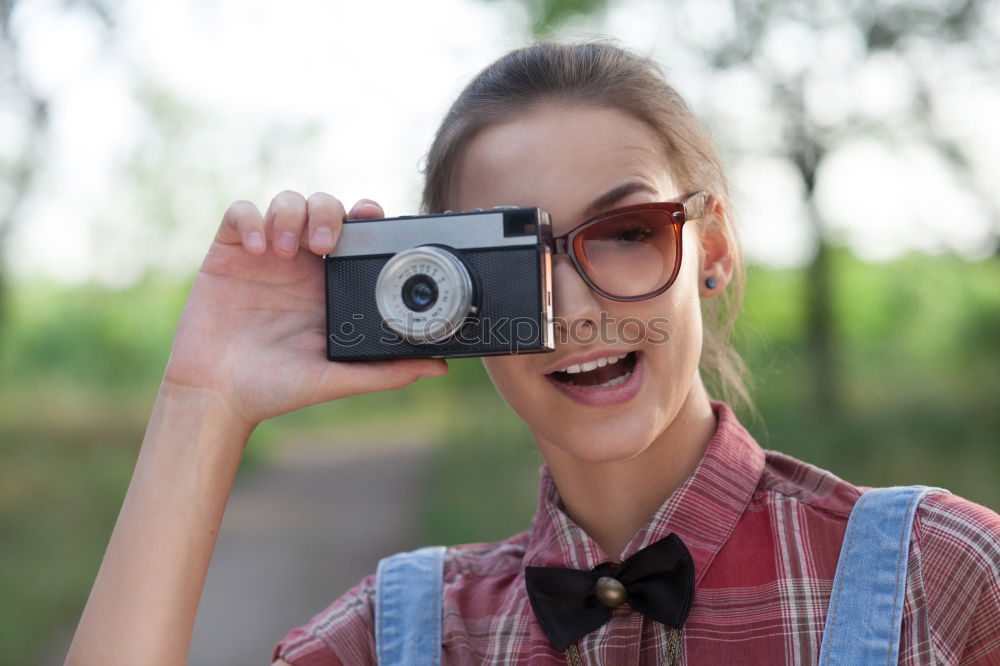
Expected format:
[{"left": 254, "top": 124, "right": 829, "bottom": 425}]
[{"left": 325, "top": 245, "right": 550, "bottom": 360}]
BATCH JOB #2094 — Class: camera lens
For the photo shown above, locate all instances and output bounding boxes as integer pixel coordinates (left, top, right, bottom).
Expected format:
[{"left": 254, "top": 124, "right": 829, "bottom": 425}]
[
  {"left": 401, "top": 275, "right": 438, "bottom": 312},
  {"left": 375, "top": 245, "right": 476, "bottom": 344}
]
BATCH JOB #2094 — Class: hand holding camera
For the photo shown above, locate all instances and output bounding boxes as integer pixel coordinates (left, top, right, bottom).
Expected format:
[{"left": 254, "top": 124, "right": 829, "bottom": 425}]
[{"left": 161, "top": 191, "right": 449, "bottom": 430}]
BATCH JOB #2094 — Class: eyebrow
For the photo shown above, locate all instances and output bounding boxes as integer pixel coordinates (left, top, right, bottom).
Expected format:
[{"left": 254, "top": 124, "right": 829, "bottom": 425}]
[{"left": 581, "top": 181, "right": 660, "bottom": 219}]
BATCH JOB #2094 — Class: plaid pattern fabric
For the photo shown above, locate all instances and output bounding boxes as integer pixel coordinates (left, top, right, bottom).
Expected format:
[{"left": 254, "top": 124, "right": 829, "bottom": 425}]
[{"left": 274, "top": 403, "right": 1000, "bottom": 665}]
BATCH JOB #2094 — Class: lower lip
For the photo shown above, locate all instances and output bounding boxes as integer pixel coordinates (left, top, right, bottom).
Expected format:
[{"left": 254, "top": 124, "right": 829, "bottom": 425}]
[{"left": 545, "top": 352, "right": 644, "bottom": 407}]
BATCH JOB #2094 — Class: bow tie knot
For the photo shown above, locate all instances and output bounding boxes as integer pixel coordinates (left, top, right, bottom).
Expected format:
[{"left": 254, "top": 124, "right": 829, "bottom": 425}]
[
  {"left": 594, "top": 576, "right": 628, "bottom": 607},
  {"left": 524, "top": 533, "right": 694, "bottom": 652}
]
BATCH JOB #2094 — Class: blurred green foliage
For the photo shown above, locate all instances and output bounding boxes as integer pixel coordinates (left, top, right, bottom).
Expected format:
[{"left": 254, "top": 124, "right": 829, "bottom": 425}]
[
  {"left": 0, "top": 276, "right": 188, "bottom": 388},
  {"left": 480, "top": 0, "right": 609, "bottom": 35},
  {"left": 0, "top": 251, "right": 998, "bottom": 663},
  {"left": 0, "top": 387, "right": 145, "bottom": 661}
]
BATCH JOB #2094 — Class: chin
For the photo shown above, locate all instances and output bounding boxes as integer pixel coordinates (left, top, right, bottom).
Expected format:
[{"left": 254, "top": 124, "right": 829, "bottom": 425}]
[{"left": 542, "top": 421, "right": 659, "bottom": 464}]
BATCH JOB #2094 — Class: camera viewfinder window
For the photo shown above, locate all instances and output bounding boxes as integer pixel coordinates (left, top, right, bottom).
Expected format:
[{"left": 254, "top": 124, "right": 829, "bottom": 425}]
[{"left": 503, "top": 210, "right": 538, "bottom": 237}]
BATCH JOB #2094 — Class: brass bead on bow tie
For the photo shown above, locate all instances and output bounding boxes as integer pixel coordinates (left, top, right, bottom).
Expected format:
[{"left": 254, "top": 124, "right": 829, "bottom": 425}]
[{"left": 594, "top": 576, "right": 628, "bottom": 607}]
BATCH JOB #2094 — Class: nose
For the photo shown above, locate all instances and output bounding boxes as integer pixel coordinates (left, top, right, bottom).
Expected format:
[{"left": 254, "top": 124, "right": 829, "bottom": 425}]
[{"left": 551, "top": 255, "right": 604, "bottom": 339}]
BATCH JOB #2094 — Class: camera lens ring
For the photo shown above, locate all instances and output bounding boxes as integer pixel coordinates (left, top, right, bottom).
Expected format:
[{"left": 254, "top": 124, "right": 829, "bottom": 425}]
[{"left": 375, "top": 246, "right": 475, "bottom": 343}]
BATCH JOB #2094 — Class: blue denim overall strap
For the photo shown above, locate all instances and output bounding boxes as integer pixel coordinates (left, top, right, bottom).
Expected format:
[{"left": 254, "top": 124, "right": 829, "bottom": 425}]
[
  {"left": 375, "top": 545, "right": 446, "bottom": 666},
  {"left": 818, "top": 485, "right": 948, "bottom": 665}
]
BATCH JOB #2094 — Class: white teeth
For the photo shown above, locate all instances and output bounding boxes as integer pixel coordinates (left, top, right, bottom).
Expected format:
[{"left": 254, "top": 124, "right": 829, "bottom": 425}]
[{"left": 558, "top": 352, "right": 629, "bottom": 375}]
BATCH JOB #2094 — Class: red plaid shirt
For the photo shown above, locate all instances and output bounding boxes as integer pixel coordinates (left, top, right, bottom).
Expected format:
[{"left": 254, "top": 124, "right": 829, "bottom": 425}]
[{"left": 274, "top": 403, "right": 1000, "bottom": 665}]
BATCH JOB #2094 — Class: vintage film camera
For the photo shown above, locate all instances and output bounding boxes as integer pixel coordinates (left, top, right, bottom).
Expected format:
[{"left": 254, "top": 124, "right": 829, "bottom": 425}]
[{"left": 325, "top": 207, "right": 555, "bottom": 361}]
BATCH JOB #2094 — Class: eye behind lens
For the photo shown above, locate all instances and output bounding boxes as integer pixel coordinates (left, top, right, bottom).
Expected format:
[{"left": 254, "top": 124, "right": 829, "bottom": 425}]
[{"left": 577, "top": 212, "right": 676, "bottom": 299}]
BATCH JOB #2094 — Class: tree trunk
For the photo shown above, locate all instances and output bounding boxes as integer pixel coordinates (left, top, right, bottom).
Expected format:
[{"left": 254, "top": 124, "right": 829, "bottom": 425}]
[
  {"left": 783, "top": 77, "right": 839, "bottom": 416},
  {"left": 804, "top": 199, "right": 838, "bottom": 415}
]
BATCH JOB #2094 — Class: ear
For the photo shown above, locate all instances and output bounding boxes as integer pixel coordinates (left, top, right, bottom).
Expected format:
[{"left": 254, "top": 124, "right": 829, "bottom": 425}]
[{"left": 698, "top": 198, "right": 735, "bottom": 298}]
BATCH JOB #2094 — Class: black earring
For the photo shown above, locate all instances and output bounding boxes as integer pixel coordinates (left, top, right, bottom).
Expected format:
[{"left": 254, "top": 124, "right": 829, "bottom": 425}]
[{"left": 705, "top": 277, "right": 717, "bottom": 289}]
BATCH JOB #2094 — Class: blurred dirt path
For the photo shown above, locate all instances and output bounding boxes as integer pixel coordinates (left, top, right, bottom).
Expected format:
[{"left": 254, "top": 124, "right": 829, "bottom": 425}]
[
  {"left": 43, "top": 437, "right": 434, "bottom": 666},
  {"left": 189, "top": 437, "right": 434, "bottom": 666}
]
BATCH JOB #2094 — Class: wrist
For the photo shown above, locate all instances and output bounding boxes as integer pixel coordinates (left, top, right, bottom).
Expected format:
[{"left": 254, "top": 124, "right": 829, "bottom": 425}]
[{"left": 154, "top": 378, "right": 257, "bottom": 444}]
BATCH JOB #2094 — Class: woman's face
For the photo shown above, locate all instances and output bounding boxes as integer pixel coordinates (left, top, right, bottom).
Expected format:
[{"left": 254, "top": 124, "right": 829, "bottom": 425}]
[{"left": 451, "top": 103, "right": 722, "bottom": 464}]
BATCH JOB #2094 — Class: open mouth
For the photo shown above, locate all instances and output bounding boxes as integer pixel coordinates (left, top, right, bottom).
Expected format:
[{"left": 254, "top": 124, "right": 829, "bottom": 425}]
[{"left": 548, "top": 351, "right": 638, "bottom": 389}]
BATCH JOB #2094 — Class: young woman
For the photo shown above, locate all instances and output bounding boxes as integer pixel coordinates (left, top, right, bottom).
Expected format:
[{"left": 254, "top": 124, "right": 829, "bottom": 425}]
[{"left": 67, "top": 42, "right": 999, "bottom": 665}]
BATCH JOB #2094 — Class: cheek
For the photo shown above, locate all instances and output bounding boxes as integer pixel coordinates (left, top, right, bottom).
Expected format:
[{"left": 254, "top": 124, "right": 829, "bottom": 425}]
[
  {"left": 668, "top": 228, "right": 706, "bottom": 315},
  {"left": 481, "top": 357, "right": 529, "bottom": 400},
  {"left": 681, "top": 225, "right": 705, "bottom": 277},
  {"left": 638, "top": 258, "right": 704, "bottom": 359}
]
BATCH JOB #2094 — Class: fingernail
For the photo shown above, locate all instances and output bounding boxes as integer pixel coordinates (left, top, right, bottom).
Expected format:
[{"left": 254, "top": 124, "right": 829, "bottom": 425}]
[
  {"left": 352, "top": 201, "right": 381, "bottom": 217},
  {"left": 276, "top": 231, "right": 298, "bottom": 252},
  {"left": 245, "top": 231, "right": 265, "bottom": 250},
  {"left": 311, "top": 226, "right": 334, "bottom": 247}
]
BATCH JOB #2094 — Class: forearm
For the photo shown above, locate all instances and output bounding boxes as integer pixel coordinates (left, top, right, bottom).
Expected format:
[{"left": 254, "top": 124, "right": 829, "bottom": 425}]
[{"left": 66, "top": 382, "right": 254, "bottom": 666}]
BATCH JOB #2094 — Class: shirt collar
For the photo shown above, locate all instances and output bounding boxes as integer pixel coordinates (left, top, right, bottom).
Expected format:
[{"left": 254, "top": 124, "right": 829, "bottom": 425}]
[{"left": 523, "top": 401, "right": 765, "bottom": 584}]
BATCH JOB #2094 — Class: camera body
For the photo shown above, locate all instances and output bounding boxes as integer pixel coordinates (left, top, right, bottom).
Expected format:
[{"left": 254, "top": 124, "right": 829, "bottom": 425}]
[{"left": 325, "top": 207, "right": 555, "bottom": 361}]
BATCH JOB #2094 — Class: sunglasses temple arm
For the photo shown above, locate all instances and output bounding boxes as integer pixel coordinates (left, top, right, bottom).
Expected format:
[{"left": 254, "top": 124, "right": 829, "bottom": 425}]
[
  {"left": 683, "top": 192, "right": 709, "bottom": 221},
  {"left": 552, "top": 236, "right": 569, "bottom": 255}
]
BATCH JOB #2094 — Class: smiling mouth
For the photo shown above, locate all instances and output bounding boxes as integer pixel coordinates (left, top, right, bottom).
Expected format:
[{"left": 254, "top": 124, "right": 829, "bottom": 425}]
[{"left": 548, "top": 351, "right": 638, "bottom": 388}]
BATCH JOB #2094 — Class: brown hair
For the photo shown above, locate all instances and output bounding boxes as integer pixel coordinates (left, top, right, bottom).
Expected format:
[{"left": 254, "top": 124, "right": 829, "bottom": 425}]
[{"left": 421, "top": 41, "right": 751, "bottom": 411}]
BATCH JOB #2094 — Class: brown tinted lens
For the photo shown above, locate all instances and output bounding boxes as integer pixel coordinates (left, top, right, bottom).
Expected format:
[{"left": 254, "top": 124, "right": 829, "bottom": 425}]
[{"left": 576, "top": 210, "right": 676, "bottom": 298}]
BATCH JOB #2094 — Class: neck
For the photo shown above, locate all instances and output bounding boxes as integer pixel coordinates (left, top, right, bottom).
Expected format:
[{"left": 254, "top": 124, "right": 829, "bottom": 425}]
[{"left": 539, "top": 380, "right": 717, "bottom": 561}]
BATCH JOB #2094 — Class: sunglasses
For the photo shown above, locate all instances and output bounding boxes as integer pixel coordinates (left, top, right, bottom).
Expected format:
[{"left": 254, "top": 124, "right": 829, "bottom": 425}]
[{"left": 551, "top": 191, "right": 709, "bottom": 302}]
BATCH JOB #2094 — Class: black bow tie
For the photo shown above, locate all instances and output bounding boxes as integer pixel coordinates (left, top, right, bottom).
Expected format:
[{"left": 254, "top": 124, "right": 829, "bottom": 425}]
[{"left": 524, "top": 533, "right": 694, "bottom": 652}]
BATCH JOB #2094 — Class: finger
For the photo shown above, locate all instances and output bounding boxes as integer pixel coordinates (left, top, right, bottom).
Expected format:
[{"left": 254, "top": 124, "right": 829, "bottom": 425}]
[
  {"left": 219, "top": 200, "right": 266, "bottom": 255},
  {"left": 323, "top": 358, "right": 449, "bottom": 399},
  {"left": 264, "top": 190, "right": 308, "bottom": 258},
  {"left": 305, "top": 192, "right": 347, "bottom": 255},
  {"left": 347, "top": 198, "right": 385, "bottom": 220}
]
